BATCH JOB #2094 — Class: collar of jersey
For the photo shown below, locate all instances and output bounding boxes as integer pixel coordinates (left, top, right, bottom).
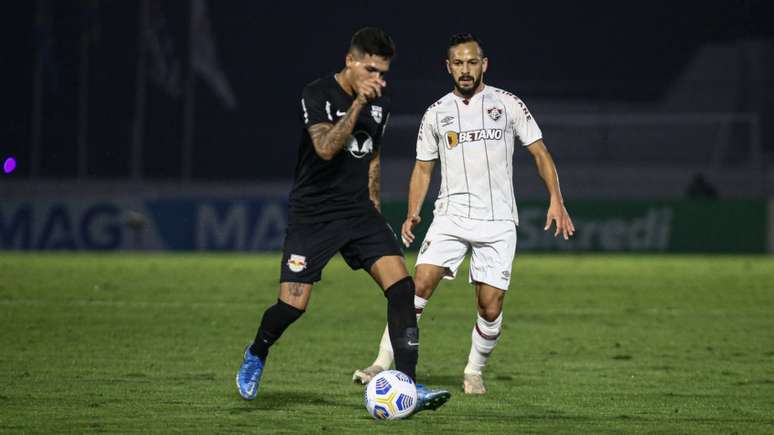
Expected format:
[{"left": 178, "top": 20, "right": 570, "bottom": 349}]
[{"left": 452, "top": 84, "right": 488, "bottom": 104}]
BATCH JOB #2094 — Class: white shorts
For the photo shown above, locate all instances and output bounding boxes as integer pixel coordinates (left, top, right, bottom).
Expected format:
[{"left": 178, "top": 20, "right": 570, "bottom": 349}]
[{"left": 416, "top": 215, "right": 517, "bottom": 290}]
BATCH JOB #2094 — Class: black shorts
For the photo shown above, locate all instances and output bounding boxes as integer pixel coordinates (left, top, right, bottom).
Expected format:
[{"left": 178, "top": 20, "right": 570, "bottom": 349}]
[{"left": 280, "top": 212, "right": 403, "bottom": 283}]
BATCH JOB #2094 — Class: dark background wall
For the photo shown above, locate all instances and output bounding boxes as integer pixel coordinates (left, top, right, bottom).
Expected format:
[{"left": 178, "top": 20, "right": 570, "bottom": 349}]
[{"left": 1, "top": 0, "right": 773, "bottom": 183}]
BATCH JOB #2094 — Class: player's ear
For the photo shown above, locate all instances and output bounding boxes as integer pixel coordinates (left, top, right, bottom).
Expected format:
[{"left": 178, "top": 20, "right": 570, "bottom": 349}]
[
  {"left": 482, "top": 57, "right": 489, "bottom": 74},
  {"left": 445, "top": 59, "right": 451, "bottom": 75},
  {"left": 345, "top": 52, "right": 354, "bottom": 68}
]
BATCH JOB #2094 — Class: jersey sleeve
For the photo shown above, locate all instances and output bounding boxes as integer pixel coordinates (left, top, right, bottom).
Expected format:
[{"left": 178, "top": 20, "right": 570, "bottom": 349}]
[
  {"left": 415, "top": 110, "right": 439, "bottom": 161},
  {"left": 300, "top": 84, "right": 332, "bottom": 127},
  {"left": 508, "top": 96, "right": 542, "bottom": 146}
]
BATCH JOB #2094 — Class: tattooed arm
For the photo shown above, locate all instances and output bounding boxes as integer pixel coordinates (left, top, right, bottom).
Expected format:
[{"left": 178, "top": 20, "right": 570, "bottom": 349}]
[
  {"left": 368, "top": 147, "right": 381, "bottom": 211},
  {"left": 307, "top": 100, "right": 366, "bottom": 161}
]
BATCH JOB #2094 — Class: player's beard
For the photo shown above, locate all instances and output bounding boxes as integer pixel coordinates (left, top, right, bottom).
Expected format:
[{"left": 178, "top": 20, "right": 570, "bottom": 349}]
[{"left": 454, "top": 73, "right": 481, "bottom": 98}]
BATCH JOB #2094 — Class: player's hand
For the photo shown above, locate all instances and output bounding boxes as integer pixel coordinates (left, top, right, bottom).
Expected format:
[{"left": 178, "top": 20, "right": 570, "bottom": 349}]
[
  {"left": 354, "top": 76, "right": 386, "bottom": 104},
  {"left": 544, "top": 201, "right": 575, "bottom": 240},
  {"left": 400, "top": 214, "right": 421, "bottom": 247}
]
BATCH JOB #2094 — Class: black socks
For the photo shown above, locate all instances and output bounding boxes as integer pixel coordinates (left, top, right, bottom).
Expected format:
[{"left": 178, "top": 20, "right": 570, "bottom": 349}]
[
  {"left": 385, "top": 276, "right": 418, "bottom": 381},
  {"left": 248, "top": 278, "right": 418, "bottom": 383},
  {"left": 249, "top": 299, "right": 305, "bottom": 360}
]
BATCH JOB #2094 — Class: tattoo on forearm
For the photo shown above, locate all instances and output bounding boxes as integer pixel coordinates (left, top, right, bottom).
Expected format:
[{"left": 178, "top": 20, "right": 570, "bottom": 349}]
[
  {"left": 308, "top": 105, "right": 362, "bottom": 158},
  {"left": 307, "top": 123, "right": 332, "bottom": 156},
  {"left": 369, "top": 159, "right": 381, "bottom": 210}
]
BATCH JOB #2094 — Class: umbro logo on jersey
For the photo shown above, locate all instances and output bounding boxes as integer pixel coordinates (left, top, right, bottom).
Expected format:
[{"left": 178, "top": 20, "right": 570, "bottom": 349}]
[
  {"left": 440, "top": 116, "right": 455, "bottom": 127},
  {"left": 445, "top": 128, "right": 503, "bottom": 149}
]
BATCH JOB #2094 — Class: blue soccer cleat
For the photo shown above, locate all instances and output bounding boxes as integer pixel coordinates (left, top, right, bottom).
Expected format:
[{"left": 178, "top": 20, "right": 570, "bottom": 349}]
[
  {"left": 236, "top": 347, "right": 264, "bottom": 400},
  {"left": 412, "top": 384, "right": 451, "bottom": 414}
]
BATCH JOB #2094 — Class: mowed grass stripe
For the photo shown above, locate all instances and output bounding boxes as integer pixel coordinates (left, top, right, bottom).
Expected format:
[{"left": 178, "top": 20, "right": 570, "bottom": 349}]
[{"left": 0, "top": 253, "right": 772, "bottom": 434}]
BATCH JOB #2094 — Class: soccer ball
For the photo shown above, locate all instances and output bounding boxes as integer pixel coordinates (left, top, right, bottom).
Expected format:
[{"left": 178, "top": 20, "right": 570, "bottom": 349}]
[{"left": 364, "top": 370, "right": 417, "bottom": 420}]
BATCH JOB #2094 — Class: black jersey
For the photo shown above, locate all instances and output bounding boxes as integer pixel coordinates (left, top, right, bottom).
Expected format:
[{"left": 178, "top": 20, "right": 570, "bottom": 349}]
[{"left": 288, "top": 75, "right": 391, "bottom": 224}]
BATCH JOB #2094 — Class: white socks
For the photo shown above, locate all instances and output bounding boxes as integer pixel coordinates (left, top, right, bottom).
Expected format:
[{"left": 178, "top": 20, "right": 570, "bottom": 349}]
[
  {"left": 372, "top": 295, "right": 428, "bottom": 369},
  {"left": 372, "top": 297, "right": 503, "bottom": 377},
  {"left": 373, "top": 324, "right": 393, "bottom": 369},
  {"left": 464, "top": 312, "right": 503, "bottom": 375},
  {"left": 413, "top": 295, "right": 428, "bottom": 319}
]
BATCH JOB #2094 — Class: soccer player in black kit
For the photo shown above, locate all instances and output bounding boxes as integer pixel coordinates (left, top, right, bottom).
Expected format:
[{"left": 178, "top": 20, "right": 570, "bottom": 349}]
[{"left": 236, "top": 27, "right": 450, "bottom": 414}]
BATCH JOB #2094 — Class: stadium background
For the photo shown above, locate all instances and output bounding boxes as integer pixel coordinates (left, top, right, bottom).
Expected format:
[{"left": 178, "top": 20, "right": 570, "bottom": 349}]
[
  {"left": 2, "top": 2, "right": 774, "bottom": 433},
  {"left": 1, "top": 0, "right": 773, "bottom": 253}
]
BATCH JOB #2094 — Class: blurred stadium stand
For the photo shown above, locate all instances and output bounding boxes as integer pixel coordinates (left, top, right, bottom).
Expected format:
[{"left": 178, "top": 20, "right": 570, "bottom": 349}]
[{"left": 1, "top": 1, "right": 773, "bottom": 252}]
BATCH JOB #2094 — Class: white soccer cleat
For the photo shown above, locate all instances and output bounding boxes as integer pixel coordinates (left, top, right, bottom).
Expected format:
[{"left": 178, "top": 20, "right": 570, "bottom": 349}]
[
  {"left": 352, "top": 365, "right": 385, "bottom": 384},
  {"left": 463, "top": 373, "right": 486, "bottom": 395}
]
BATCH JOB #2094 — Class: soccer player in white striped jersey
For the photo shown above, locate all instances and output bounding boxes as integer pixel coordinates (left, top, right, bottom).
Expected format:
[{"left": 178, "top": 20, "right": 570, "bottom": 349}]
[{"left": 353, "top": 33, "right": 575, "bottom": 394}]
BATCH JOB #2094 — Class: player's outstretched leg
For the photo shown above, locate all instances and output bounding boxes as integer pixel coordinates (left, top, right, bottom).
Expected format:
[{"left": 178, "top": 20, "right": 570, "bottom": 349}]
[
  {"left": 237, "top": 298, "right": 305, "bottom": 400},
  {"left": 370, "top": 257, "right": 450, "bottom": 414},
  {"left": 463, "top": 312, "right": 502, "bottom": 395},
  {"left": 352, "top": 324, "right": 391, "bottom": 383},
  {"left": 353, "top": 295, "right": 428, "bottom": 384},
  {"left": 385, "top": 276, "right": 418, "bottom": 381},
  {"left": 384, "top": 276, "right": 450, "bottom": 414}
]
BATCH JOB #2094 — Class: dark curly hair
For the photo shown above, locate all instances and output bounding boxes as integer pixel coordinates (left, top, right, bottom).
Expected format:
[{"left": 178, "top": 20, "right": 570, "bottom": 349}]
[{"left": 350, "top": 27, "right": 395, "bottom": 59}]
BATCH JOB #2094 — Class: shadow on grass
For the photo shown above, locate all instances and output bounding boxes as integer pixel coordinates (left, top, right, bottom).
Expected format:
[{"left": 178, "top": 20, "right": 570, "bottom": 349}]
[
  {"left": 418, "top": 373, "right": 517, "bottom": 386},
  {"left": 453, "top": 411, "right": 774, "bottom": 427},
  {"left": 415, "top": 374, "right": 462, "bottom": 386},
  {"left": 229, "top": 390, "right": 350, "bottom": 412}
]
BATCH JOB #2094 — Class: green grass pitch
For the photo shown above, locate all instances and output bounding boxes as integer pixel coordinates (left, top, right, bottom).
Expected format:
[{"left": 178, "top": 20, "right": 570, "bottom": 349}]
[{"left": 1, "top": 253, "right": 773, "bottom": 434}]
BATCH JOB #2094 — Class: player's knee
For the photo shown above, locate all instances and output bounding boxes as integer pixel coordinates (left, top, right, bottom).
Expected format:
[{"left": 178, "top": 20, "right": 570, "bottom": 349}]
[
  {"left": 478, "top": 306, "right": 502, "bottom": 323},
  {"left": 414, "top": 277, "right": 434, "bottom": 298},
  {"left": 413, "top": 270, "right": 440, "bottom": 299}
]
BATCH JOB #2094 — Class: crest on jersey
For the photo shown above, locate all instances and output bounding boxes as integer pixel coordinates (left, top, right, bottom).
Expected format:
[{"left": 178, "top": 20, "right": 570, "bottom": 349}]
[
  {"left": 347, "top": 130, "right": 374, "bottom": 159},
  {"left": 371, "top": 105, "right": 383, "bottom": 123},
  {"left": 487, "top": 107, "right": 503, "bottom": 121},
  {"left": 287, "top": 254, "right": 307, "bottom": 273}
]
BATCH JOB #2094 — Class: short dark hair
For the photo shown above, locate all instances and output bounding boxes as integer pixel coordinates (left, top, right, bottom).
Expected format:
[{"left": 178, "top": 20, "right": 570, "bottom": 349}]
[
  {"left": 350, "top": 27, "right": 395, "bottom": 59},
  {"left": 448, "top": 33, "right": 484, "bottom": 57}
]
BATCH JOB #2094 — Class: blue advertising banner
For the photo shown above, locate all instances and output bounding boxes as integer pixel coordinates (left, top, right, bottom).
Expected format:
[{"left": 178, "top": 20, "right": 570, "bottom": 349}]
[
  {"left": 0, "top": 196, "right": 768, "bottom": 253},
  {"left": 0, "top": 196, "right": 287, "bottom": 251}
]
